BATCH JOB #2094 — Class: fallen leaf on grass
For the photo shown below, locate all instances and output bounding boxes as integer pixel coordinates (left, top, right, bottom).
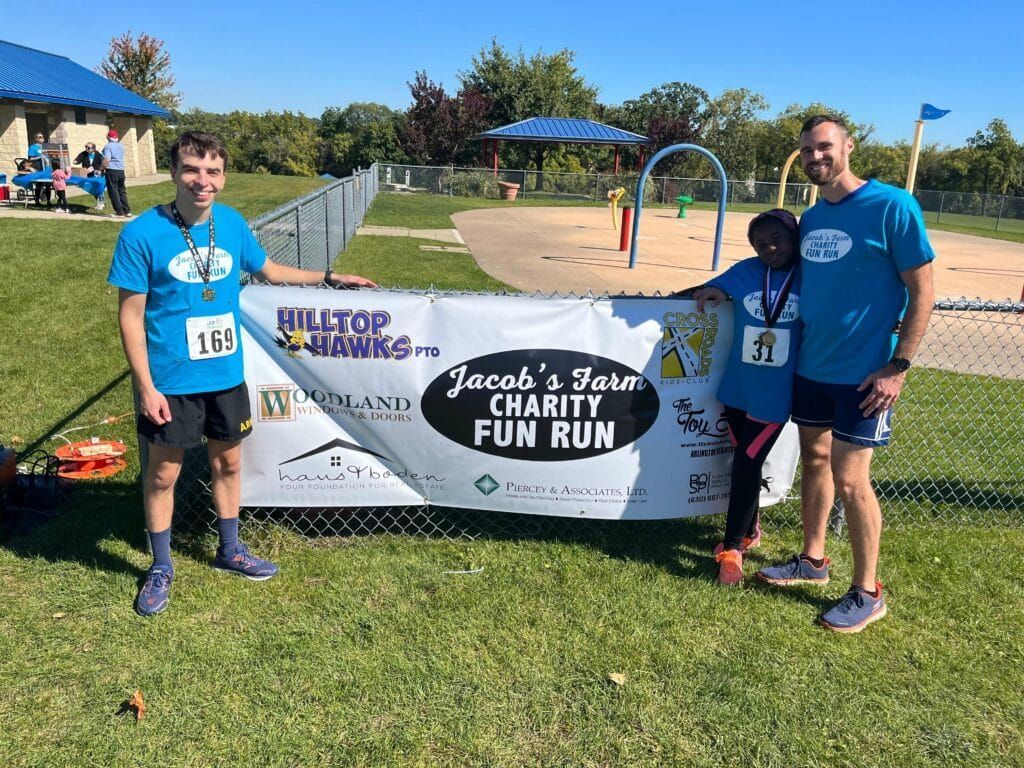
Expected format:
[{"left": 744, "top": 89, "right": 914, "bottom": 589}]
[
  {"left": 303, "top": 577, "right": 327, "bottom": 586},
  {"left": 607, "top": 672, "right": 627, "bottom": 686},
  {"left": 51, "top": 612, "right": 66, "bottom": 619},
  {"left": 10, "top": 436, "right": 23, "bottom": 445},
  {"left": 116, "top": 689, "right": 146, "bottom": 722}
]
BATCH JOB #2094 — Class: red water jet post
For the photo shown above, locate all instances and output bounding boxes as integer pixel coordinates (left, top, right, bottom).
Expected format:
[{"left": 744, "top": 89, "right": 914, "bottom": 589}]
[{"left": 619, "top": 207, "right": 632, "bottom": 252}]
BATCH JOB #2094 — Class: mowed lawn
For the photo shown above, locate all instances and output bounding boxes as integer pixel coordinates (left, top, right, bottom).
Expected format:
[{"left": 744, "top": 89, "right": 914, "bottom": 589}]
[{"left": 1, "top": 181, "right": 1023, "bottom": 767}]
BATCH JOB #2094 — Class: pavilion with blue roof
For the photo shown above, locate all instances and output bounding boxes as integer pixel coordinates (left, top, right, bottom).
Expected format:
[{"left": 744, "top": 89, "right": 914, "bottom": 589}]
[
  {"left": 475, "top": 117, "right": 650, "bottom": 175},
  {"left": 1, "top": 39, "right": 170, "bottom": 179}
]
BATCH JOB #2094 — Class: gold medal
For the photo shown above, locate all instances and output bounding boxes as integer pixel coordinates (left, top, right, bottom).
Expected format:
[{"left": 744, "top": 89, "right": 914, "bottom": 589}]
[
  {"left": 760, "top": 330, "right": 777, "bottom": 347},
  {"left": 202, "top": 287, "right": 216, "bottom": 302}
]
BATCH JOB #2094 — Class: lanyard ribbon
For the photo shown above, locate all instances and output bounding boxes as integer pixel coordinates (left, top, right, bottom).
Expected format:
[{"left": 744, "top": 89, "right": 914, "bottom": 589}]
[
  {"left": 171, "top": 203, "right": 216, "bottom": 287},
  {"left": 761, "top": 264, "right": 797, "bottom": 328}
]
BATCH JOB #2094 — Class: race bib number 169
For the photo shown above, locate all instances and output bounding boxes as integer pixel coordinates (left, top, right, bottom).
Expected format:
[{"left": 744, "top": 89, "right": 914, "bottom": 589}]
[{"left": 186, "top": 313, "right": 236, "bottom": 361}]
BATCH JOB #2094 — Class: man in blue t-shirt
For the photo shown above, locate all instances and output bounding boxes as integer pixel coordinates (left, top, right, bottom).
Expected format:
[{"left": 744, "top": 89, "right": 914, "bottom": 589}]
[
  {"left": 756, "top": 115, "right": 935, "bottom": 634},
  {"left": 109, "top": 131, "right": 376, "bottom": 617}
]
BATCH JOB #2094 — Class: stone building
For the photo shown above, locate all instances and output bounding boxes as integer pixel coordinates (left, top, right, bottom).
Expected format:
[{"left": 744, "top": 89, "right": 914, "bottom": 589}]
[{"left": 0, "top": 39, "right": 170, "bottom": 177}]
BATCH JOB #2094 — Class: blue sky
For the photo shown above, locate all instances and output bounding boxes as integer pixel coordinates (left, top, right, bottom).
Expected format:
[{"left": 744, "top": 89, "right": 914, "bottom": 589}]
[{"left": 13, "top": 0, "right": 1022, "bottom": 147}]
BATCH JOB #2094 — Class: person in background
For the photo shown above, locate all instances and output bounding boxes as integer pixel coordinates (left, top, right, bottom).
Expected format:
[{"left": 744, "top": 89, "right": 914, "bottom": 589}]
[
  {"left": 102, "top": 129, "right": 131, "bottom": 217},
  {"left": 75, "top": 142, "right": 106, "bottom": 210},
  {"left": 50, "top": 158, "right": 71, "bottom": 213},
  {"left": 690, "top": 209, "right": 802, "bottom": 586}
]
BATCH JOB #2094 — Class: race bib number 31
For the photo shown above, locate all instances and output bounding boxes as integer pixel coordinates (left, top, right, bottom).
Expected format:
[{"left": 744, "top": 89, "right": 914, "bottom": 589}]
[
  {"left": 741, "top": 326, "right": 790, "bottom": 367},
  {"left": 186, "top": 313, "right": 237, "bottom": 361}
]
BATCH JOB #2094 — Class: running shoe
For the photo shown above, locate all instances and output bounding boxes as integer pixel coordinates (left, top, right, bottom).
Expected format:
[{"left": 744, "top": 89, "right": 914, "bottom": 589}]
[
  {"left": 715, "top": 548, "right": 744, "bottom": 586},
  {"left": 135, "top": 567, "right": 173, "bottom": 617},
  {"left": 820, "top": 582, "right": 887, "bottom": 633},
  {"left": 755, "top": 554, "right": 830, "bottom": 586},
  {"left": 212, "top": 543, "right": 279, "bottom": 581}
]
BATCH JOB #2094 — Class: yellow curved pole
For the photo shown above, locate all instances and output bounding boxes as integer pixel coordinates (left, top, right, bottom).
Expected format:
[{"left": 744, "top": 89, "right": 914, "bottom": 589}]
[
  {"left": 776, "top": 148, "right": 801, "bottom": 209},
  {"left": 608, "top": 187, "right": 626, "bottom": 230}
]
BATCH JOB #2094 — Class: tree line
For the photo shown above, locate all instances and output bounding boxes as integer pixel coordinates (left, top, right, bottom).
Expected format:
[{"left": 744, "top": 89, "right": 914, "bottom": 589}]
[{"left": 111, "top": 36, "right": 1021, "bottom": 195}]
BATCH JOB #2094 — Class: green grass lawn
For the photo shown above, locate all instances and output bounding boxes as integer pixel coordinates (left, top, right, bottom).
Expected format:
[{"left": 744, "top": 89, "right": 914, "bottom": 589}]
[
  {"left": 1, "top": 181, "right": 1023, "bottom": 767},
  {"left": 63, "top": 173, "right": 328, "bottom": 220}
]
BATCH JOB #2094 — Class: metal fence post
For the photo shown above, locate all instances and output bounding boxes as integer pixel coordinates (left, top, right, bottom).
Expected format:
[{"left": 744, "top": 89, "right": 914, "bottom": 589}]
[
  {"left": 294, "top": 206, "right": 302, "bottom": 269},
  {"left": 995, "top": 196, "right": 1005, "bottom": 231},
  {"left": 937, "top": 191, "right": 946, "bottom": 224}
]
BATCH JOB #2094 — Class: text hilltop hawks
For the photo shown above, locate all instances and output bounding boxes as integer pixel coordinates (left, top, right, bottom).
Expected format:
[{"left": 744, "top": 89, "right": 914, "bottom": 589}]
[{"left": 275, "top": 306, "right": 430, "bottom": 360}]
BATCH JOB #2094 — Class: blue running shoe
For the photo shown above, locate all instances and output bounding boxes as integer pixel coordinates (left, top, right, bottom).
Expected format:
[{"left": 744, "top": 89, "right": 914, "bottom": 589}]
[
  {"left": 212, "top": 543, "right": 279, "bottom": 581},
  {"left": 135, "top": 567, "right": 173, "bottom": 617},
  {"left": 820, "top": 582, "right": 887, "bottom": 633},
  {"left": 755, "top": 554, "right": 830, "bottom": 586}
]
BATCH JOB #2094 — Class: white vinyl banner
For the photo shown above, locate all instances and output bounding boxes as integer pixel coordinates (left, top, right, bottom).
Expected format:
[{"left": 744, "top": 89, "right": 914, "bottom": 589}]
[{"left": 239, "top": 287, "right": 798, "bottom": 520}]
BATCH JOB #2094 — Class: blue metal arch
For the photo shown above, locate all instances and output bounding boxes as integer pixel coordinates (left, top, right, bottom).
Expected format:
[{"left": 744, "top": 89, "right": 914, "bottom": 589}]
[{"left": 628, "top": 144, "right": 728, "bottom": 272}]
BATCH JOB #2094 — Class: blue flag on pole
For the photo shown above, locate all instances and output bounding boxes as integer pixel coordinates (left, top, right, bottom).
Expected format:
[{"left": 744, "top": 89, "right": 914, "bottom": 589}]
[{"left": 921, "top": 104, "right": 951, "bottom": 120}]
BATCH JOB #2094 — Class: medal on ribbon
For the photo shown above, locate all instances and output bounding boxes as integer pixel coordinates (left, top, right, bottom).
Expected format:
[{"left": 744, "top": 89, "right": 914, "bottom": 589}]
[
  {"left": 759, "top": 263, "right": 797, "bottom": 347},
  {"left": 171, "top": 203, "right": 217, "bottom": 301}
]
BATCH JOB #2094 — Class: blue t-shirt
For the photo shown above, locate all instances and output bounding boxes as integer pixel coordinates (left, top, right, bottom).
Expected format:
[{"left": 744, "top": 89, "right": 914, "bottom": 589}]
[
  {"left": 27, "top": 143, "right": 43, "bottom": 158},
  {"left": 103, "top": 141, "right": 125, "bottom": 170},
  {"left": 797, "top": 179, "right": 935, "bottom": 385},
  {"left": 108, "top": 202, "right": 267, "bottom": 395},
  {"left": 708, "top": 257, "right": 802, "bottom": 423}
]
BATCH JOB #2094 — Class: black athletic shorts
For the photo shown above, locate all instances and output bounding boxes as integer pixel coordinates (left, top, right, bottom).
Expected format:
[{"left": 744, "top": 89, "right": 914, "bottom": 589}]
[{"left": 138, "top": 382, "right": 253, "bottom": 448}]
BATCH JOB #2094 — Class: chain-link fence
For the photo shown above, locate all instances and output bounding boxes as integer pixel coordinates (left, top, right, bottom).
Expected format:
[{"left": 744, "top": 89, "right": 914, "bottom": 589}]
[
  {"left": 249, "top": 165, "right": 379, "bottom": 271},
  {"left": 170, "top": 284, "right": 1024, "bottom": 537},
  {"left": 379, "top": 163, "right": 815, "bottom": 208},
  {"left": 914, "top": 189, "right": 1024, "bottom": 233}
]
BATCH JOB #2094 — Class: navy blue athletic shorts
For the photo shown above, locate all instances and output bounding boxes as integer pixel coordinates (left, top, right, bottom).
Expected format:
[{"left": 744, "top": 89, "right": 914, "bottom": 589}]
[{"left": 791, "top": 375, "right": 892, "bottom": 447}]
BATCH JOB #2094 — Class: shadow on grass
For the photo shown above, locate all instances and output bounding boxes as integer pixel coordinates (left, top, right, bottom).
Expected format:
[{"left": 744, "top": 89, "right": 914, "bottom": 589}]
[
  {"left": 21, "top": 369, "right": 131, "bottom": 455},
  {"left": 2, "top": 480, "right": 145, "bottom": 577}
]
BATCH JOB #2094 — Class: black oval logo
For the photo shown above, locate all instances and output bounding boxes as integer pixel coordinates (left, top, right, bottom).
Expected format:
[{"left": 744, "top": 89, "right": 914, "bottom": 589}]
[{"left": 421, "top": 349, "right": 660, "bottom": 461}]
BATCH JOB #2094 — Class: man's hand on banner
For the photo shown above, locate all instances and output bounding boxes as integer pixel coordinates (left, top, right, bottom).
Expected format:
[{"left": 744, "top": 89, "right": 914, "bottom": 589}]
[{"left": 328, "top": 273, "right": 378, "bottom": 289}]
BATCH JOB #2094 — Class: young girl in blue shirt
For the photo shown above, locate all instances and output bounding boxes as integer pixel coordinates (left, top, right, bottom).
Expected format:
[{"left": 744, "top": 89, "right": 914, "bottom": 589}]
[{"left": 692, "top": 209, "right": 801, "bottom": 586}]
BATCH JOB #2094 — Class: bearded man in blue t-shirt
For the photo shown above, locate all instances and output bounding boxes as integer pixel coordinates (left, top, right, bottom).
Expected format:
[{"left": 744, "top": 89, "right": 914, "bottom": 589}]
[
  {"left": 756, "top": 115, "right": 936, "bottom": 633},
  {"left": 109, "top": 131, "right": 376, "bottom": 616}
]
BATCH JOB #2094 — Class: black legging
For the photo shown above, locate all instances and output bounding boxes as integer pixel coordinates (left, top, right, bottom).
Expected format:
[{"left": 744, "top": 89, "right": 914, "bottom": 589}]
[{"left": 723, "top": 406, "right": 784, "bottom": 550}]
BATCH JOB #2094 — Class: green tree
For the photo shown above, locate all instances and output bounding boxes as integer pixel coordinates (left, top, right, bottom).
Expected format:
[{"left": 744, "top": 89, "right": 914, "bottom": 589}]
[
  {"left": 320, "top": 102, "right": 406, "bottom": 176},
  {"left": 97, "top": 32, "right": 180, "bottom": 110},
  {"left": 461, "top": 41, "right": 598, "bottom": 187},
  {"left": 964, "top": 118, "right": 1021, "bottom": 195},
  {"left": 702, "top": 88, "right": 768, "bottom": 180}
]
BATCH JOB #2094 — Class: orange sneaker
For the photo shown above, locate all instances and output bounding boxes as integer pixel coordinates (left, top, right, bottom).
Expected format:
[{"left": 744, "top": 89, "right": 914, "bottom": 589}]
[
  {"left": 715, "top": 548, "right": 744, "bottom": 586},
  {"left": 712, "top": 523, "right": 762, "bottom": 556}
]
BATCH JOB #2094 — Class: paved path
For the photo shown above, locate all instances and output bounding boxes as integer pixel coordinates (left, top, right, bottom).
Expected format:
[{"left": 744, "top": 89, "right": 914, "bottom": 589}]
[
  {"left": 357, "top": 225, "right": 465, "bottom": 244},
  {"left": 452, "top": 206, "right": 1024, "bottom": 301}
]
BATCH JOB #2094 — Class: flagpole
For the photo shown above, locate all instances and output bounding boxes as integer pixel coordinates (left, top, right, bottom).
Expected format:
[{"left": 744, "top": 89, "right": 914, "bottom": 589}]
[{"left": 906, "top": 103, "right": 925, "bottom": 194}]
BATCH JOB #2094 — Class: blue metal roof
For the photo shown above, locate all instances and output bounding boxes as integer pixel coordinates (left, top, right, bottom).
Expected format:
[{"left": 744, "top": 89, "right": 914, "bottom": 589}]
[
  {"left": 476, "top": 117, "right": 649, "bottom": 145},
  {"left": 0, "top": 40, "right": 171, "bottom": 118}
]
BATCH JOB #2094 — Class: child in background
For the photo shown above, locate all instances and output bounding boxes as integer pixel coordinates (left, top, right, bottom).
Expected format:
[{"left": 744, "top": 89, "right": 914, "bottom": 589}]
[
  {"left": 692, "top": 209, "right": 802, "bottom": 586},
  {"left": 50, "top": 159, "right": 71, "bottom": 213}
]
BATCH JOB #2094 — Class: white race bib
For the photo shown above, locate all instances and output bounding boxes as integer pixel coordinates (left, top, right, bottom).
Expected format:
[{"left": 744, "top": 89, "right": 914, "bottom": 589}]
[
  {"left": 741, "top": 325, "right": 790, "bottom": 367},
  {"left": 186, "top": 313, "right": 237, "bottom": 361}
]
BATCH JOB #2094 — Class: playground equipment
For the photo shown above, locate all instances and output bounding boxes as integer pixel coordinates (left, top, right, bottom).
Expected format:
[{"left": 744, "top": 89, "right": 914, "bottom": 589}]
[
  {"left": 675, "top": 194, "right": 693, "bottom": 218},
  {"left": 607, "top": 187, "right": 625, "bottom": 229},
  {"left": 775, "top": 148, "right": 818, "bottom": 209},
  {"left": 627, "top": 144, "right": 728, "bottom": 270},
  {"left": 618, "top": 206, "right": 632, "bottom": 251}
]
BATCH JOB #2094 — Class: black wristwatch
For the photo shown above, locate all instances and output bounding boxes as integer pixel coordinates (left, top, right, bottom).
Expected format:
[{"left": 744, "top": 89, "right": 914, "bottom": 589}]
[
  {"left": 890, "top": 357, "right": 911, "bottom": 372},
  {"left": 324, "top": 268, "right": 335, "bottom": 287}
]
